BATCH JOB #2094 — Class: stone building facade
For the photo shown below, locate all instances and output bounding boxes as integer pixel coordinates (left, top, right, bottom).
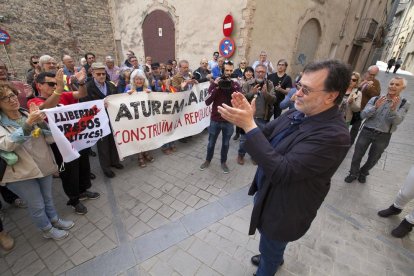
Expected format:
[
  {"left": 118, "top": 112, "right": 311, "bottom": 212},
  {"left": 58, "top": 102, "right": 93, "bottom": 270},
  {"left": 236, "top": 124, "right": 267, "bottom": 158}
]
[
  {"left": 0, "top": 0, "right": 115, "bottom": 80},
  {"left": 383, "top": 0, "right": 414, "bottom": 73},
  {"left": 0, "top": 0, "right": 390, "bottom": 80},
  {"left": 110, "top": 0, "right": 391, "bottom": 77}
]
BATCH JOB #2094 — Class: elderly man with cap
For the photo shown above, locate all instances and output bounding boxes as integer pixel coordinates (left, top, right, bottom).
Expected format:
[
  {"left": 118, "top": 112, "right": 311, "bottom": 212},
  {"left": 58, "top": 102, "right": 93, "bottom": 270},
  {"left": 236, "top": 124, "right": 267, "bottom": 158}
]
[
  {"left": 105, "top": 56, "right": 120, "bottom": 86},
  {"left": 84, "top": 62, "right": 123, "bottom": 178}
]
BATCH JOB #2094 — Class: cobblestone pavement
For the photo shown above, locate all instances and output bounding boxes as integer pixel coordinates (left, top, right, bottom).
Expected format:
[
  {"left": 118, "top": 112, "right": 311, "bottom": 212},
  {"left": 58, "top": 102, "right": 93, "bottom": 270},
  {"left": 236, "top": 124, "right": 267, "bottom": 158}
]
[{"left": 1, "top": 66, "right": 414, "bottom": 275}]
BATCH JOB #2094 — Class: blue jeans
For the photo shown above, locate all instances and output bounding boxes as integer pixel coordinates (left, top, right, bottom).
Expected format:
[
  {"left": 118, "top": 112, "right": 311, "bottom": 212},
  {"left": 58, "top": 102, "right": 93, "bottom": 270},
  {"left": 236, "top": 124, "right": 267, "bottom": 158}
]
[
  {"left": 7, "top": 175, "right": 57, "bottom": 230},
  {"left": 162, "top": 141, "right": 176, "bottom": 150},
  {"left": 256, "top": 231, "right": 288, "bottom": 276},
  {"left": 238, "top": 118, "right": 267, "bottom": 157},
  {"left": 350, "top": 128, "right": 392, "bottom": 176},
  {"left": 206, "top": 120, "right": 234, "bottom": 163}
]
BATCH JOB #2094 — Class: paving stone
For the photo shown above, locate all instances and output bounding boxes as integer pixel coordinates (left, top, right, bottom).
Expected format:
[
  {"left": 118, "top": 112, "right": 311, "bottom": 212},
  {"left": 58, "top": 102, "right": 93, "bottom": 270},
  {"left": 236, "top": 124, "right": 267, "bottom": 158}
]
[
  {"left": 167, "top": 248, "right": 201, "bottom": 276},
  {"left": 147, "top": 198, "right": 163, "bottom": 211},
  {"left": 130, "top": 202, "right": 148, "bottom": 217},
  {"left": 148, "top": 259, "right": 175, "bottom": 275},
  {"left": 139, "top": 208, "right": 157, "bottom": 222},
  {"left": 43, "top": 248, "right": 67, "bottom": 272},
  {"left": 10, "top": 250, "right": 38, "bottom": 274},
  {"left": 147, "top": 213, "right": 169, "bottom": 229},
  {"left": 147, "top": 188, "right": 163, "bottom": 199},
  {"left": 196, "top": 190, "right": 212, "bottom": 201},
  {"left": 81, "top": 229, "right": 105, "bottom": 248},
  {"left": 70, "top": 247, "right": 94, "bottom": 266},
  {"left": 157, "top": 204, "right": 175, "bottom": 218},
  {"left": 170, "top": 199, "right": 187, "bottom": 212},
  {"left": 159, "top": 194, "right": 175, "bottom": 205},
  {"left": 95, "top": 216, "right": 112, "bottom": 230},
  {"left": 211, "top": 252, "right": 246, "bottom": 276},
  {"left": 36, "top": 240, "right": 58, "bottom": 259},
  {"left": 89, "top": 236, "right": 117, "bottom": 256},
  {"left": 184, "top": 195, "right": 201, "bottom": 207},
  {"left": 187, "top": 238, "right": 220, "bottom": 266},
  {"left": 195, "top": 264, "right": 221, "bottom": 276},
  {"left": 298, "top": 244, "right": 333, "bottom": 275},
  {"left": 128, "top": 220, "right": 152, "bottom": 239},
  {"left": 73, "top": 222, "right": 97, "bottom": 241},
  {"left": 16, "top": 259, "right": 45, "bottom": 276},
  {"left": 53, "top": 260, "right": 74, "bottom": 275}
]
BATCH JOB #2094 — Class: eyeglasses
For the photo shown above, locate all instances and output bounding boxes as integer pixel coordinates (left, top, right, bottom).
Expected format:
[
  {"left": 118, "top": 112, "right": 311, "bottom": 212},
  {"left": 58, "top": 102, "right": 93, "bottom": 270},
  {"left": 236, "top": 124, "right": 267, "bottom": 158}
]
[
  {"left": 95, "top": 72, "right": 106, "bottom": 76},
  {"left": 32, "top": 61, "right": 39, "bottom": 64},
  {"left": 277, "top": 64, "right": 286, "bottom": 66},
  {"left": 296, "top": 82, "right": 327, "bottom": 96},
  {"left": 1, "top": 94, "right": 18, "bottom": 103},
  {"left": 256, "top": 70, "right": 266, "bottom": 74},
  {"left": 41, "top": 81, "right": 57, "bottom": 87},
  {"left": 240, "top": 62, "right": 247, "bottom": 64},
  {"left": 201, "top": 62, "right": 208, "bottom": 64},
  {"left": 351, "top": 78, "right": 358, "bottom": 82}
]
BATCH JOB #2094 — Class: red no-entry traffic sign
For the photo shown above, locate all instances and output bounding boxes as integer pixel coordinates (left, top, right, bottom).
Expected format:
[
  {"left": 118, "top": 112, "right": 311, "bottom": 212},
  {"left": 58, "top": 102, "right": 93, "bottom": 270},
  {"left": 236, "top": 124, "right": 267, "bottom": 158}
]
[{"left": 223, "top": 14, "right": 234, "bottom": 37}]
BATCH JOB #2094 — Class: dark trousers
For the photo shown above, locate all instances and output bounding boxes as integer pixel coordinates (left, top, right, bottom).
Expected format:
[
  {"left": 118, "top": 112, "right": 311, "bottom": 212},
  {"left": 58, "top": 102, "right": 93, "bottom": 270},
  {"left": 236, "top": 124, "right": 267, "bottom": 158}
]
[
  {"left": 51, "top": 144, "right": 92, "bottom": 206},
  {"left": 97, "top": 135, "right": 120, "bottom": 173},
  {"left": 350, "top": 128, "right": 392, "bottom": 176},
  {"left": 0, "top": 186, "right": 18, "bottom": 204},
  {"left": 206, "top": 121, "right": 234, "bottom": 163},
  {"left": 393, "top": 65, "right": 401, "bottom": 74},
  {"left": 0, "top": 217, "right": 3, "bottom": 232},
  {"left": 349, "top": 116, "right": 362, "bottom": 145},
  {"left": 256, "top": 231, "right": 288, "bottom": 276}
]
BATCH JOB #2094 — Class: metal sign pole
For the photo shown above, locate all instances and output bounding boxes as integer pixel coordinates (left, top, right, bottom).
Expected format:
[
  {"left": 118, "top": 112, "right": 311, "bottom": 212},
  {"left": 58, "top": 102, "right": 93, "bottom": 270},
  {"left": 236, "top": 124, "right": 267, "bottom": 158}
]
[{"left": 2, "top": 44, "right": 16, "bottom": 77}]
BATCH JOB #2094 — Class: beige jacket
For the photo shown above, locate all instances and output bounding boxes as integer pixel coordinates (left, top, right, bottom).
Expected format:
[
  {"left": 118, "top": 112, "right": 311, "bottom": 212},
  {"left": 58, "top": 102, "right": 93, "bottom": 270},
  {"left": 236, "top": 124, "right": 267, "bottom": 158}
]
[{"left": 0, "top": 110, "right": 57, "bottom": 185}]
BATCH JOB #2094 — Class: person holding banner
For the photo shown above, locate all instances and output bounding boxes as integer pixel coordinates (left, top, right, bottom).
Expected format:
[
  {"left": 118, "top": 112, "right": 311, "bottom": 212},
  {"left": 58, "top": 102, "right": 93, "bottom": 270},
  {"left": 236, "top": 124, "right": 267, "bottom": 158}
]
[
  {"left": 127, "top": 70, "right": 156, "bottom": 167},
  {"left": 0, "top": 82, "right": 74, "bottom": 240},
  {"left": 27, "top": 70, "right": 100, "bottom": 215},
  {"left": 85, "top": 62, "right": 124, "bottom": 177}
]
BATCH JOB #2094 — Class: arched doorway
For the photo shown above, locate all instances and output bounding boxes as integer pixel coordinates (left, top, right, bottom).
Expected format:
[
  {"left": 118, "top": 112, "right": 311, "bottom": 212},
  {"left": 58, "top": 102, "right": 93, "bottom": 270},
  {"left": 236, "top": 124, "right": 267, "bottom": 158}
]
[
  {"left": 292, "top": 19, "right": 321, "bottom": 75},
  {"left": 142, "top": 10, "right": 175, "bottom": 63}
]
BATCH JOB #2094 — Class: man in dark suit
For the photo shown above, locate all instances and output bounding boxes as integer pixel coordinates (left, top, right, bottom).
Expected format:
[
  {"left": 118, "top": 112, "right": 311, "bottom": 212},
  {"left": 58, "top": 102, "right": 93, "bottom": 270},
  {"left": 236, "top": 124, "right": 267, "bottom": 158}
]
[
  {"left": 218, "top": 60, "right": 351, "bottom": 276},
  {"left": 84, "top": 62, "right": 123, "bottom": 178}
]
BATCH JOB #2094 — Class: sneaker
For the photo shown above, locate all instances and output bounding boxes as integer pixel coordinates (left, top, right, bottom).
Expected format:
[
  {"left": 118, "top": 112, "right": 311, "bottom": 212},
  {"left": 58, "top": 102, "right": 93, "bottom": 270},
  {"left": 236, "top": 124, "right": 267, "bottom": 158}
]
[
  {"left": 43, "top": 227, "right": 69, "bottom": 240},
  {"left": 199, "top": 161, "right": 210, "bottom": 171},
  {"left": 221, "top": 163, "right": 230, "bottom": 174},
  {"left": 71, "top": 202, "right": 88, "bottom": 215},
  {"left": 52, "top": 218, "right": 75, "bottom": 230},
  {"left": 0, "top": 230, "right": 14, "bottom": 251},
  {"left": 344, "top": 174, "right": 357, "bottom": 183},
  {"left": 391, "top": 219, "right": 414, "bottom": 238},
  {"left": 13, "top": 198, "right": 27, "bottom": 208},
  {"left": 79, "top": 191, "right": 100, "bottom": 201},
  {"left": 378, "top": 205, "right": 402, "bottom": 217},
  {"left": 237, "top": 155, "right": 245, "bottom": 165},
  {"left": 358, "top": 174, "right": 366, "bottom": 183}
]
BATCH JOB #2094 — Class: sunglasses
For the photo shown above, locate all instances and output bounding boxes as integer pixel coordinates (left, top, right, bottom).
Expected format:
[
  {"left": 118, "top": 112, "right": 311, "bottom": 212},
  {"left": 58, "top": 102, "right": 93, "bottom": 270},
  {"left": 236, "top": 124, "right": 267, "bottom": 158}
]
[
  {"left": 351, "top": 78, "right": 358, "bottom": 82},
  {"left": 296, "top": 82, "right": 327, "bottom": 96},
  {"left": 41, "top": 81, "right": 57, "bottom": 87},
  {"left": 32, "top": 61, "right": 39, "bottom": 64},
  {"left": 95, "top": 72, "right": 106, "bottom": 76},
  {"left": 240, "top": 62, "right": 247, "bottom": 64}
]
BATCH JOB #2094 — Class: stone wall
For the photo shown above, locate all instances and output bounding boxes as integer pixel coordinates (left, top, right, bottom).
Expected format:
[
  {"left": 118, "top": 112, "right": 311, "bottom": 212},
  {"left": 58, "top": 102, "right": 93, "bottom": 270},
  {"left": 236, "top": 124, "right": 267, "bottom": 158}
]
[{"left": 0, "top": 0, "right": 115, "bottom": 80}]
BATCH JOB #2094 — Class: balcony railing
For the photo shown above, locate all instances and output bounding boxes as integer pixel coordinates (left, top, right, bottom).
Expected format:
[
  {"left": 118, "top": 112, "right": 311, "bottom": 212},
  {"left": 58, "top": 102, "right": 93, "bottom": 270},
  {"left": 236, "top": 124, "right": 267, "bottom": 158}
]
[{"left": 355, "top": 18, "right": 379, "bottom": 42}]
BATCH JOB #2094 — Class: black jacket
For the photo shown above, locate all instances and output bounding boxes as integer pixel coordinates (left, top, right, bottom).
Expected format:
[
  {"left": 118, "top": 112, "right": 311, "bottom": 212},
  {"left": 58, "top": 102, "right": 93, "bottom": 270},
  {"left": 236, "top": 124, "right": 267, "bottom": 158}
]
[
  {"left": 84, "top": 79, "right": 118, "bottom": 101},
  {"left": 245, "top": 106, "right": 350, "bottom": 241}
]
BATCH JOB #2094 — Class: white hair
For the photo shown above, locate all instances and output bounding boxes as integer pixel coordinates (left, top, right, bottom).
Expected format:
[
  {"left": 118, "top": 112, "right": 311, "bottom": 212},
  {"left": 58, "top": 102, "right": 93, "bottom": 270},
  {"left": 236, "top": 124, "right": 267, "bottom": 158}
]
[
  {"left": 130, "top": 69, "right": 149, "bottom": 90},
  {"left": 39, "top": 55, "right": 55, "bottom": 68}
]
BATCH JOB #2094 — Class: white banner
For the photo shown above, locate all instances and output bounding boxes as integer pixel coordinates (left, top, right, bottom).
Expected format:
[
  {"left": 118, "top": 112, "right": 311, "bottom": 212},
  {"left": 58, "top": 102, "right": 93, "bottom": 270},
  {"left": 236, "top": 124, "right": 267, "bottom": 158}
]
[
  {"left": 43, "top": 100, "right": 111, "bottom": 162},
  {"left": 106, "top": 82, "right": 212, "bottom": 160}
]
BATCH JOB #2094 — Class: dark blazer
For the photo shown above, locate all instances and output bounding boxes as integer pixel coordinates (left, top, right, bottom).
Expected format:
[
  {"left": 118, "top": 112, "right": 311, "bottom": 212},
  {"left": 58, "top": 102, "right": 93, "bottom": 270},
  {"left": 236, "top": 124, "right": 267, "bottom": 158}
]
[
  {"left": 245, "top": 106, "right": 350, "bottom": 242},
  {"left": 84, "top": 79, "right": 118, "bottom": 101}
]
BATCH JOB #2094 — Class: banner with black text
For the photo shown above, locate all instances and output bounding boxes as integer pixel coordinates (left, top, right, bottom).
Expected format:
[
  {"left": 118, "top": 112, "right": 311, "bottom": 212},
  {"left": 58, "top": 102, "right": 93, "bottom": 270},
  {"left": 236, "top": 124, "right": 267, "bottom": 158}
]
[
  {"left": 43, "top": 100, "right": 111, "bottom": 162},
  {"left": 106, "top": 82, "right": 212, "bottom": 160}
]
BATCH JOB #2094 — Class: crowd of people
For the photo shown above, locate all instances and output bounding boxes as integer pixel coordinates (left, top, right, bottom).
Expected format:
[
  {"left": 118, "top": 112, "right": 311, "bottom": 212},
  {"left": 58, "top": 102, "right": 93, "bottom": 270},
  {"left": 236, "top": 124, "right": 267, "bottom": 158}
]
[{"left": 0, "top": 49, "right": 413, "bottom": 276}]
